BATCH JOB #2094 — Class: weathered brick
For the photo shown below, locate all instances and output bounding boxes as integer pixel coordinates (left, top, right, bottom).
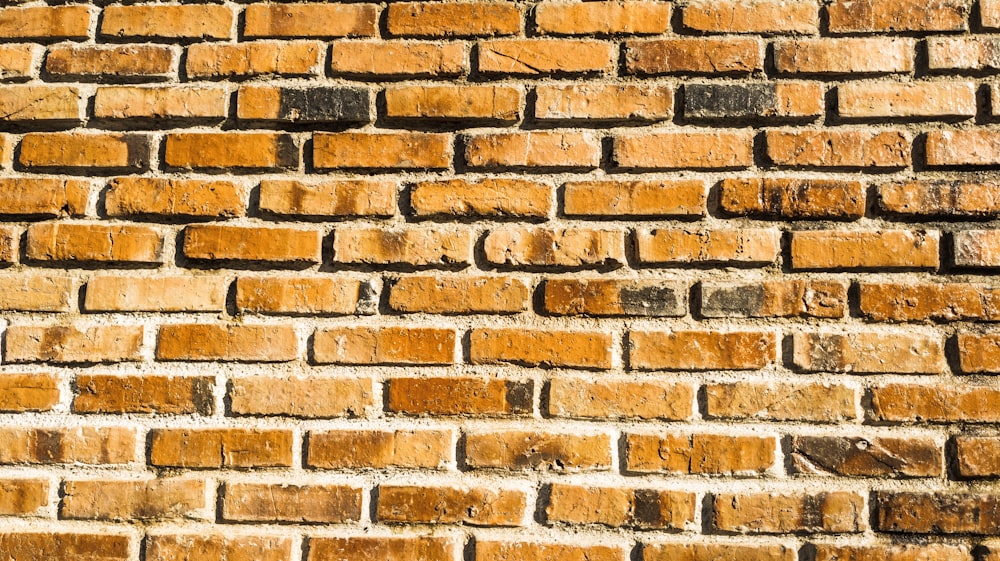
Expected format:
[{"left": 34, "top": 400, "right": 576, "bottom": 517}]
[
  {"left": 222, "top": 483, "right": 362, "bottom": 523},
  {"left": 389, "top": 2, "right": 520, "bottom": 37},
  {"left": 465, "top": 131, "right": 600, "bottom": 169},
  {"left": 410, "top": 178, "right": 550, "bottom": 217},
  {"left": 774, "top": 38, "right": 915, "bottom": 74},
  {"left": 478, "top": 39, "right": 613, "bottom": 75},
  {"left": 0, "top": 426, "right": 135, "bottom": 465},
  {"left": 926, "top": 130, "right": 1000, "bottom": 167},
  {"left": 314, "top": 132, "right": 452, "bottom": 170},
  {"left": 377, "top": 485, "right": 527, "bottom": 526},
  {"left": 535, "top": 1, "right": 671, "bottom": 35},
  {"left": 46, "top": 45, "right": 174, "bottom": 79},
  {"left": 813, "top": 544, "right": 969, "bottom": 561},
  {"left": 625, "top": 433, "right": 776, "bottom": 475},
  {"left": 236, "top": 276, "right": 368, "bottom": 316},
  {"left": 871, "top": 384, "right": 1000, "bottom": 423},
  {"left": 259, "top": 179, "right": 395, "bottom": 217},
  {"left": 767, "top": 130, "right": 910, "bottom": 168},
  {"left": 0, "top": 6, "right": 90, "bottom": 40},
  {"left": 0, "top": 85, "right": 82, "bottom": 122},
  {"left": 19, "top": 133, "right": 148, "bottom": 171},
  {"left": 928, "top": 37, "right": 1000, "bottom": 71},
  {"left": 701, "top": 280, "right": 848, "bottom": 318},
  {"left": 95, "top": 86, "right": 228, "bottom": 120},
  {"left": 790, "top": 230, "right": 939, "bottom": 270},
  {"left": 563, "top": 179, "right": 705, "bottom": 217},
  {"left": 229, "top": 376, "right": 373, "bottom": 418},
  {"left": 100, "top": 4, "right": 234, "bottom": 40},
  {"left": 838, "top": 82, "right": 976, "bottom": 119},
  {"left": 0, "top": 178, "right": 87, "bottom": 217},
  {"left": 389, "top": 275, "right": 530, "bottom": 314},
  {"left": 465, "top": 431, "right": 612, "bottom": 471},
  {"left": 149, "top": 428, "right": 293, "bottom": 468},
  {"left": 682, "top": 0, "right": 818, "bottom": 34},
  {"left": 146, "top": 535, "right": 293, "bottom": 561},
  {"left": 985, "top": 0, "right": 1000, "bottom": 28},
  {"left": 535, "top": 84, "right": 673, "bottom": 122},
  {"left": 957, "top": 333, "right": 1000, "bottom": 373},
  {"left": 614, "top": 131, "right": 754, "bottom": 169},
  {"left": 73, "top": 374, "right": 213, "bottom": 415},
  {"left": 0, "top": 226, "right": 17, "bottom": 263},
  {"left": 636, "top": 228, "right": 781, "bottom": 265},
  {"left": 0, "top": 479, "right": 48, "bottom": 515},
  {"left": 880, "top": 180, "right": 1000, "bottom": 217},
  {"left": 714, "top": 492, "right": 865, "bottom": 534},
  {"left": 307, "top": 429, "right": 452, "bottom": 469},
  {"left": 790, "top": 436, "right": 941, "bottom": 477},
  {"left": 307, "top": 537, "right": 457, "bottom": 561},
  {"left": 955, "top": 230, "right": 1000, "bottom": 267},
  {"left": 6, "top": 324, "right": 144, "bottom": 364},
  {"left": 549, "top": 378, "right": 694, "bottom": 420},
  {"left": 186, "top": 42, "right": 322, "bottom": 78},
  {"left": 955, "top": 437, "right": 1000, "bottom": 477},
  {"left": 546, "top": 484, "right": 696, "bottom": 530},
  {"left": 157, "top": 324, "right": 298, "bottom": 362},
  {"left": 387, "top": 376, "right": 531, "bottom": 417},
  {"left": 333, "top": 227, "right": 471, "bottom": 267},
  {"left": 386, "top": 85, "right": 520, "bottom": 122},
  {"left": 684, "top": 83, "right": 823, "bottom": 120},
  {"left": 182, "top": 224, "right": 321, "bottom": 263},
  {"left": 0, "top": 533, "right": 130, "bottom": 561},
  {"left": 244, "top": 3, "right": 377, "bottom": 38},
  {"left": 0, "top": 374, "right": 60, "bottom": 412},
  {"left": 719, "top": 178, "right": 865, "bottom": 219},
  {"left": 625, "top": 38, "right": 762, "bottom": 75},
  {"left": 478, "top": 541, "right": 628, "bottom": 561},
  {"left": 0, "top": 275, "right": 73, "bottom": 312},
  {"left": 313, "top": 326, "right": 455, "bottom": 365},
  {"left": 544, "top": 279, "right": 686, "bottom": 317},
  {"left": 876, "top": 492, "right": 1000, "bottom": 534},
  {"left": 646, "top": 544, "right": 796, "bottom": 561},
  {"left": 84, "top": 275, "right": 225, "bottom": 313},
  {"left": 483, "top": 227, "right": 624, "bottom": 268},
  {"left": 27, "top": 223, "right": 162, "bottom": 264},
  {"left": 330, "top": 41, "right": 465, "bottom": 77},
  {"left": 629, "top": 330, "right": 776, "bottom": 370},
  {"left": 859, "top": 282, "right": 1000, "bottom": 322},
  {"left": 828, "top": 0, "right": 969, "bottom": 32},
  {"left": 165, "top": 132, "right": 296, "bottom": 170},
  {"left": 792, "top": 332, "right": 945, "bottom": 373},
  {"left": 0, "top": 45, "right": 38, "bottom": 80},
  {"left": 470, "top": 328, "right": 613, "bottom": 369},
  {"left": 62, "top": 478, "right": 206, "bottom": 521},
  {"left": 237, "top": 86, "right": 370, "bottom": 123},
  {"left": 106, "top": 177, "right": 245, "bottom": 218},
  {"left": 705, "top": 382, "right": 857, "bottom": 422}
]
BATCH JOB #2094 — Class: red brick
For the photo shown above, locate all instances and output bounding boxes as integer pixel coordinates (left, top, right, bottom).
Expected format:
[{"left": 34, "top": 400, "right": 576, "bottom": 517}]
[
  {"left": 0, "top": 6, "right": 91, "bottom": 40},
  {"left": 535, "top": 2, "right": 671, "bottom": 35},
  {"left": 308, "top": 429, "right": 452, "bottom": 469},
  {"left": 705, "top": 382, "right": 857, "bottom": 423},
  {"left": 880, "top": 180, "right": 1000, "bottom": 217},
  {"left": 73, "top": 374, "right": 213, "bottom": 415},
  {"left": 546, "top": 484, "right": 696, "bottom": 530},
  {"left": 828, "top": 0, "right": 969, "bottom": 32},
  {"left": 333, "top": 227, "right": 472, "bottom": 267},
  {"left": 465, "top": 431, "right": 612, "bottom": 471},
  {"left": 859, "top": 282, "right": 1000, "bottom": 322},
  {"left": 229, "top": 376, "right": 373, "bottom": 418},
  {"left": 308, "top": 537, "right": 458, "bottom": 561},
  {"left": 222, "top": 483, "right": 362, "bottom": 523},
  {"left": 465, "top": 131, "right": 600, "bottom": 169},
  {"left": 615, "top": 131, "right": 753, "bottom": 169},
  {"left": 644, "top": 544, "right": 796, "bottom": 561},
  {"left": 19, "top": 133, "right": 149, "bottom": 171},
  {"left": 61, "top": 478, "right": 206, "bottom": 521},
  {"left": 0, "top": 479, "right": 48, "bottom": 515},
  {"left": 548, "top": 377, "right": 694, "bottom": 420},
  {"left": 244, "top": 3, "right": 377, "bottom": 38},
  {"left": 313, "top": 326, "right": 455, "bottom": 365},
  {"left": 876, "top": 492, "right": 1000, "bottom": 534},
  {"left": 0, "top": 85, "right": 82, "bottom": 122},
  {"left": 182, "top": 224, "right": 321, "bottom": 263},
  {"left": 386, "top": 376, "right": 532, "bottom": 417},
  {"left": 314, "top": 132, "right": 452, "bottom": 170},
  {"left": 544, "top": 278, "right": 686, "bottom": 317},
  {"left": 146, "top": 535, "right": 293, "bottom": 561},
  {"left": 714, "top": 492, "right": 865, "bottom": 533},
  {"left": 625, "top": 38, "right": 762, "bottom": 75},
  {"left": 926, "top": 130, "right": 1000, "bottom": 167},
  {"left": 186, "top": 42, "right": 323, "bottom": 78},
  {"left": 793, "top": 332, "right": 946, "bottom": 374},
  {"left": 410, "top": 178, "right": 550, "bottom": 218},
  {"left": 625, "top": 433, "right": 776, "bottom": 475},
  {"left": 330, "top": 41, "right": 465, "bottom": 77},
  {"left": 259, "top": 179, "right": 396, "bottom": 217},
  {"left": 955, "top": 230, "right": 1000, "bottom": 268},
  {"left": 157, "top": 324, "right": 299, "bottom": 362},
  {"left": 388, "top": 2, "right": 521, "bottom": 37},
  {"left": 957, "top": 333, "right": 1000, "bottom": 374},
  {"left": 5, "top": 325, "right": 144, "bottom": 364},
  {"left": 377, "top": 485, "right": 528, "bottom": 526},
  {"left": 0, "top": 533, "right": 130, "bottom": 561},
  {"left": 0, "top": 374, "right": 60, "bottom": 412},
  {"left": 636, "top": 228, "right": 781, "bottom": 265},
  {"left": 484, "top": 227, "right": 624, "bottom": 268},
  {"left": 535, "top": 84, "right": 673, "bottom": 122},
  {"left": 790, "top": 436, "right": 942, "bottom": 477},
  {"left": 682, "top": 0, "right": 818, "bottom": 34},
  {"left": 629, "top": 330, "right": 777, "bottom": 371},
  {"left": 813, "top": 545, "right": 969, "bottom": 561},
  {"left": 389, "top": 275, "right": 530, "bottom": 314},
  {"left": 774, "top": 38, "right": 915, "bottom": 74},
  {"left": 0, "top": 426, "right": 135, "bottom": 465},
  {"left": 478, "top": 39, "right": 614, "bottom": 74},
  {"left": 838, "top": 82, "right": 976, "bottom": 119},
  {"left": 477, "top": 541, "right": 628, "bottom": 561},
  {"left": 149, "top": 428, "right": 293, "bottom": 468},
  {"left": 84, "top": 276, "right": 226, "bottom": 313},
  {"left": 563, "top": 179, "right": 705, "bottom": 217},
  {"left": 719, "top": 178, "right": 865, "bottom": 219},
  {"left": 955, "top": 437, "right": 1000, "bottom": 477},
  {"left": 470, "top": 328, "right": 613, "bottom": 369},
  {"left": 100, "top": 4, "right": 234, "bottom": 40},
  {"left": 46, "top": 45, "right": 174, "bottom": 79},
  {"left": 701, "top": 280, "right": 849, "bottom": 318},
  {"left": 767, "top": 130, "right": 910, "bottom": 168},
  {"left": 790, "top": 230, "right": 939, "bottom": 270},
  {"left": 871, "top": 384, "right": 1000, "bottom": 423}
]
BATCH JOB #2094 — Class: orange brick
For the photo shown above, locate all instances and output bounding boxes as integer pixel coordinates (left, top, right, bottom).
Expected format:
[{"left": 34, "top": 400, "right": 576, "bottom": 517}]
[
  {"left": 465, "top": 131, "right": 600, "bottom": 169},
  {"left": 244, "top": 3, "right": 377, "bottom": 38},
  {"left": 410, "top": 178, "right": 550, "bottom": 218},
  {"left": 957, "top": 333, "right": 1000, "bottom": 374},
  {"left": 774, "top": 38, "right": 915, "bottom": 74},
  {"left": 0, "top": 374, "right": 60, "bottom": 412},
  {"left": 828, "top": 0, "right": 968, "bottom": 32},
  {"left": 229, "top": 376, "right": 373, "bottom": 418},
  {"left": 19, "top": 133, "right": 149, "bottom": 170},
  {"left": 387, "top": 376, "right": 532, "bottom": 416},
  {"left": 985, "top": 0, "right": 1000, "bottom": 28},
  {"left": 719, "top": 178, "right": 865, "bottom": 219},
  {"left": 62, "top": 478, "right": 206, "bottom": 521},
  {"left": 792, "top": 332, "right": 946, "bottom": 374},
  {"left": 313, "top": 326, "right": 455, "bottom": 365},
  {"left": 157, "top": 324, "right": 299, "bottom": 362},
  {"left": 186, "top": 41, "right": 322, "bottom": 78},
  {"left": 814, "top": 545, "right": 969, "bottom": 561},
  {"left": 330, "top": 41, "right": 465, "bottom": 77},
  {"left": 236, "top": 276, "right": 369, "bottom": 315},
  {"left": 705, "top": 382, "right": 857, "bottom": 422},
  {"left": 478, "top": 39, "right": 614, "bottom": 75},
  {"left": 307, "top": 429, "right": 452, "bottom": 469},
  {"left": 636, "top": 228, "right": 781, "bottom": 265},
  {"left": 332, "top": 227, "right": 471, "bottom": 267},
  {"left": 470, "top": 328, "right": 613, "bottom": 369},
  {"left": 259, "top": 179, "right": 396, "bottom": 217},
  {"left": 314, "top": 132, "right": 452, "bottom": 170},
  {"left": 389, "top": 275, "right": 531, "bottom": 314},
  {"left": 790, "top": 230, "right": 939, "bottom": 270},
  {"left": 0, "top": 85, "right": 82, "bottom": 122},
  {"left": 859, "top": 282, "right": 1000, "bottom": 322},
  {"left": 955, "top": 437, "right": 1000, "bottom": 477},
  {"left": 0, "top": 479, "right": 47, "bottom": 516},
  {"left": 766, "top": 130, "right": 910, "bottom": 168},
  {"left": 377, "top": 485, "right": 527, "bottom": 526},
  {"left": 221, "top": 483, "right": 362, "bottom": 523},
  {"left": 0, "top": 178, "right": 88, "bottom": 217},
  {"left": 614, "top": 131, "right": 753, "bottom": 169},
  {"left": 682, "top": 0, "right": 818, "bottom": 33},
  {"left": 714, "top": 492, "right": 865, "bottom": 533},
  {"left": 5, "top": 325, "right": 144, "bottom": 364},
  {"left": 0, "top": 226, "right": 16, "bottom": 263},
  {"left": 100, "top": 4, "right": 234, "bottom": 40},
  {"left": 84, "top": 275, "right": 226, "bottom": 313},
  {"left": 625, "top": 433, "right": 776, "bottom": 475},
  {"left": 563, "top": 179, "right": 704, "bottom": 217},
  {"left": 0, "top": 6, "right": 90, "bottom": 40},
  {"left": 0, "top": 533, "right": 130, "bottom": 561},
  {"left": 478, "top": 541, "right": 628, "bottom": 561},
  {"left": 385, "top": 85, "right": 521, "bottom": 122},
  {"left": 534, "top": 84, "right": 673, "bottom": 122},
  {"left": 465, "top": 431, "right": 612, "bottom": 471},
  {"left": 236, "top": 85, "right": 370, "bottom": 123},
  {"left": 548, "top": 377, "right": 694, "bottom": 420},
  {"left": 0, "top": 45, "right": 37, "bottom": 80},
  {"left": 535, "top": 1, "right": 671, "bottom": 35},
  {"left": 94, "top": 86, "right": 228, "bottom": 120},
  {"left": 165, "top": 132, "right": 297, "bottom": 170},
  {"left": 701, "top": 280, "right": 849, "bottom": 318},
  {"left": 105, "top": 177, "right": 245, "bottom": 218},
  {"left": 182, "top": 224, "right": 321, "bottom": 263},
  {"left": 645, "top": 544, "right": 796, "bottom": 561},
  {"left": 146, "top": 535, "right": 293, "bottom": 561},
  {"left": 0, "top": 426, "right": 135, "bottom": 465},
  {"left": 546, "top": 484, "right": 696, "bottom": 530},
  {"left": 544, "top": 279, "right": 686, "bottom": 317},
  {"left": 880, "top": 180, "right": 1000, "bottom": 217},
  {"left": 483, "top": 227, "right": 624, "bottom": 268},
  {"left": 875, "top": 492, "right": 1000, "bottom": 534},
  {"left": 838, "top": 82, "right": 976, "bottom": 119},
  {"left": 307, "top": 537, "right": 457, "bottom": 561},
  {"left": 46, "top": 45, "right": 174, "bottom": 79},
  {"left": 629, "top": 330, "right": 776, "bottom": 371},
  {"left": 872, "top": 384, "right": 1000, "bottom": 423},
  {"left": 955, "top": 230, "right": 1000, "bottom": 268},
  {"left": 625, "top": 38, "right": 762, "bottom": 75},
  {"left": 684, "top": 82, "right": 823, "bottom": 121},
  {"left": 73, "top": 374, "right": 213, "bottom": 415},
  {"left": 926, "top": 130, "right": 1000, "bottom": 167},
  {"left": 388, "top": 2, "right": 520, "bottom": 37},
  {"left": 149, "top": 428, "right": 293, "bottom": 468},
  {"left": 791, "top": 435, "right": 942, "bottom": 477},
  {"left": 0, "top": 275, "right": 74, "bottom": 312}
]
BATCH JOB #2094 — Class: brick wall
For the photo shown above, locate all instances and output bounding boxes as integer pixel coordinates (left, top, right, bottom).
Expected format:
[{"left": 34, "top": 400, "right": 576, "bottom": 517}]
[{"left": 0, "top": 0, "right": 998, "bottom": 559}]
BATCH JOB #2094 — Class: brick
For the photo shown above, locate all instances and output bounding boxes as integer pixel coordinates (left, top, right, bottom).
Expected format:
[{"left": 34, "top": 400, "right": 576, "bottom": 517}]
[
  {"left": 859, "top": 282, "right": 1000, "bottom": 322},
  {"left": 314, "top": 132, "right": 452, "bottom": 170},
  {"left": 106, "top": 177, "right": 244, "bottom": 218},
  {"left": 0, "top": 426, "right": 135, "bottom": 465},
  {"left": 477, "top": 541, "right": 628, "bottom": 561},
  {"left": 73, "top": 374, "right": 214, "bottom": 415},
  {"left": 386, "top": 85, "right": 520, "bottom": 122},
  {"left": 839, "top": 82, "right": 976, "bottom": 120},
  {"left": 222, "top": 483, "right": 362, "bottom": 523},
  {"left": 229, "top": 376, "right": 373, "bottom": 418},
  {"left": 149, "top": 428, "right": 293, "bottom": 468},
  {"left": 0, "top": 275, "right": 73, "bottom": 312},
  {"left": 5, "top": 325, "right": 143, "bottom": 364},
  {"left": 478, "top": 40, "right": 614, "bottom": 75},
  {"left": 535, "top": 84, "right": 673, "bottom": 122},
  {"left": 0, "top": 178, "right": 88, "bottom": 217},
  {"left": 546, "top": 484, "right": 696, "bottom": 530},
  {"left": 956, "top": 437, "right": 1000, "bottom": 477},
  {"left": 308, "top": 537, "right": 457, "bottom": 561},
  {"left": 714, "top": 492, "right": 865, "bottom": 534},
  {"left": 470, "top": 328, "right": 613, "bottom": 369},
  {"left": 644, "top": 544, "right": 796, "bottom": 561},
  {"left": 410, "top": 178, "right": 550, "bottom": 218},
  {"left": 237, "top": 85, "right": 370, "bottom": 123},
  {"left": 236, "top": 276, "right": 368, "bottom": 315},
  {"left": 813, "top": 544, "right": 969, "bottom": 561},
  {"left": 625, "top": 38, "right": 762, "bottom": 75},
  {"left": 377, "top": 485, "right": 527, "bottom": 526},
  {"left": 636, "top": 228, "right": 781, "bottom": 265},
  {"left": 466, "top": 131, "right": 599, "bottom": 169},
  {"left": 483, "top": 227, "right": 624, "bottom": 268},
  {"left": 244, "top": 3, "right": 376, "bottom": 38},
  {"left": 793, "top": 332, "right": 945, "bottom": 374},
  {"left": 926, "top": 130, "right": 1000, "bottom": 167},
  {"left": 157, "top": 324, "right": 299, "bottom": 362},
  {"left": 146, "top": 535, "right": 293, "bottom": 561},
  {"left": 259, "top": 179, "right": 395, "bottom": 217},
  {"left": 774, "top": 38, "right": 915, "bottom": 74},
  {"left": 308, "top": 429, "right": 451, "bottom": 469},
  {"left": 0, "top": 374, "right": 59, "bottom": 412},
  {"left": 0, "top": 533, "right": 130, "bottom": 561},
  {"left": 0, "top": 479, "right": 47, "bottom": 515},
  {"left": 625, "top": 433, "right": 776, "bottom": 475},
  {"left": 705, "top": 382, "right": 857, "bottom": 422},
  {"left": 871, "top": 384, "right": 1000, "bottom": 423},
  {"left": 719, "top": 178, "right": 865, "bottom": 219},
  {"left": 880, "top": 180, "right": 1000, "bottom": 217},
  {"left": 535, "top": 2, "right": 671, "bottom": 35},
  {"left": 684, "top": 83, "right": 823, "bottom": 120},
  {"left": 27, "top": 223, "right": 162, "bottom": 264},
  {"left": 0, "top": 85, "right": 82, "bottom": 122},
  {"left": 544, "top": 279, "right": 686, "bottom": 317},
  {"left": 563, "top": 179, "right": 705, "bottom": 217},
  {"left": 955, "top": 230, "right": 1000, "bottom": 267},
  {"left": 386, "top": 377, "right": 532, "bottom": 416},
  {"left": 0, "top": 45, "right": 38, "bottom": 80},
  {"left": 100, "top": 4, "right": 234, "bottom": 40},
  {"left": 186, "top": 42, "right": 322, "bottom": 78},
  {"left": 19, "top": 133, "right": 148, "bottom": 171},
  {"left": 828, "top": 0, "right": 969, "bottom": 32},
  {"left": 0, "top": 226, "right": 16, "bottom": 263},
  {"left": 94, "top": 86, "right": 228, "bottom": 120},
  {"left": 682, "top": 0, "right": 818, "bottom": 34},
  {"left": 182, "top": 224, "right": 321, "bottom": 263},
  {"left": 927, "top": 37, "right": 1000, "bottom": 71},
  {"left": 701, "top": 280, "right": 849, "bottom": 318},
  {"left": 790, "top": 230, "right": 939, "bottom": 270},
  {"left": 62, "top": 478, "right": 206, "bottom": 521},
  {"left": 548, "top": 378, "right": 694, "bottom": 420},
  {"left": 465, "top": 431, "right": 612, "bottom": 471},
  {"left": 629, "top": 330, "right": 776, "bottom": 371},
  {"left": 84, "top": 275, "right": 225, "bottom": 313},
  {"left": 165, "top": 132, "right": 296, "bottom": 170},
  {"left": 46, "top": 45, "right": 173, "bottom": 79},
  {"left": 876, "top": 492, "right": 1000, "bottom": 534},
  {"left": 614, "top": 131, "right": 754, "bottom": 169},
  {"left": 986, "top": 0, "right": 1000, "bottom": 27},
  {"left": 314, "top": 326, "right": 455, "bottom": 365},
  {"left": 330, "top": 41, "right": 465, "bottom": 77},
  {"left": 790, "top": 436, "right": 941, "bottom": 477},
  {"left": 333, "top": 227, "right": 471, "bottom": 267},
  {"left": 0, "top": 6, "right": 90, "bottom": 40},
  {"left": 388, "top": 2, "right": 520, "bottom": 37},
  {"left": 389, "top": 275, "right": 530, "bottom": 314},
  {"left": 957, "top": 333, "right": 1000, "bottom": 373},
  {"left": 766, "top": 130, "right": 910, "bottom": 168}
]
